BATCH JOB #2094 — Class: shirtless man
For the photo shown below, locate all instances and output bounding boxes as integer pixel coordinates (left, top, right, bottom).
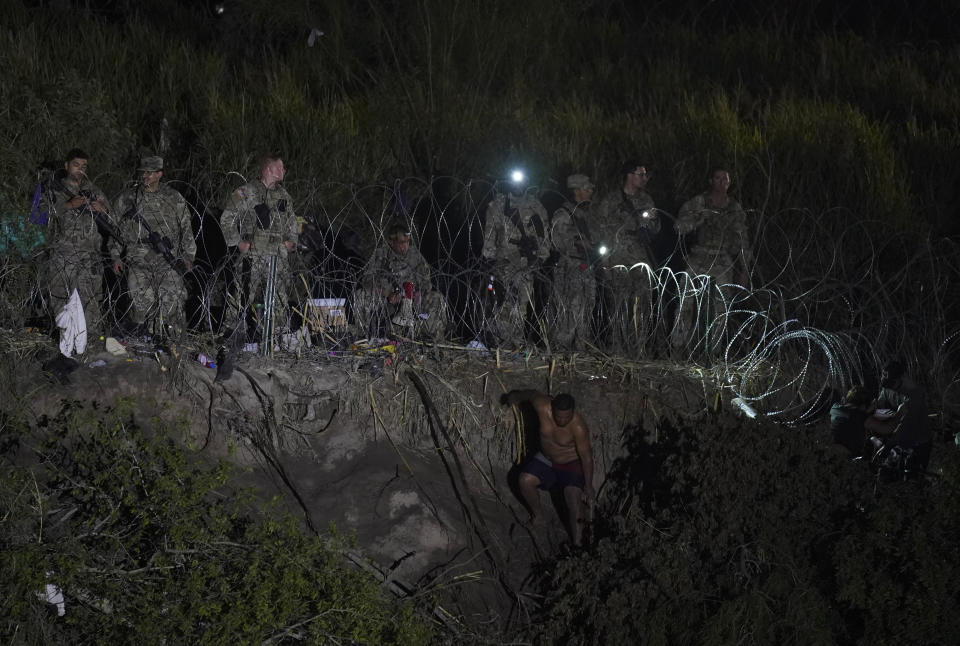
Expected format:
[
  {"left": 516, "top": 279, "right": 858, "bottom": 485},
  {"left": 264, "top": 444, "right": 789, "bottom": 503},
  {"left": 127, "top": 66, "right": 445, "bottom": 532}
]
[{"left": 502, "top": 389, "right": 596, "bottom": 546}]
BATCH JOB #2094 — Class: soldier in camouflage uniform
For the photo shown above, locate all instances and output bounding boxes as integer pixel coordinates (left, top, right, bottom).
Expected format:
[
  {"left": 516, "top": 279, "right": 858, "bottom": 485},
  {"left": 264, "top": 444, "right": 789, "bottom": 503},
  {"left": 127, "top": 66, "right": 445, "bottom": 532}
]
[
  {"left": 219, "top": 153, "right": 298, "bottom": 344},
  {"left": 38, "top": 148, "right": 114, "bottom": 345},
  {"left": 111, "top": 156, "right": 195, "bottom": 338},
  {"left": 671, "top": 166, "right": 753, "bottom": 348},
  {"left": 355, "top": 222, "right": 447, "bottom": 340},
  {"left": 480, "top": 180, "right": 551, "bottom": 348},
  {"left": 592, "top": 160, "right": 661, "bottom": 355},
  {"left": 547, "top": 174, "right": 598, "bottom": 350}
]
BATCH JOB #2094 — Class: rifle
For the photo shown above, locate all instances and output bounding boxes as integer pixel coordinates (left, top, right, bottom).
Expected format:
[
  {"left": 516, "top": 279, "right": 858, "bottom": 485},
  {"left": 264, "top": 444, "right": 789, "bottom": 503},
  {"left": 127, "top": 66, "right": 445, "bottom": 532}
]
[
  {"left": 503, "top": 195, "right": 545, "bottom": 265},
  {"left": 64, "top": 186, "right": 124, "bottom": 247},
  {"left": 119, "top": 192, "right": 189, "bottom": 276}
]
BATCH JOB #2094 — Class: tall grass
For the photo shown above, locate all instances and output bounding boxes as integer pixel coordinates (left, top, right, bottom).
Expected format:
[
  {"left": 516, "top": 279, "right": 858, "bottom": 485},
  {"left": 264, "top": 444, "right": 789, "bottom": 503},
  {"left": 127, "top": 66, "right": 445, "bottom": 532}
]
[{"left": 0, "top": 0, "right": 958, "bottom": 235}]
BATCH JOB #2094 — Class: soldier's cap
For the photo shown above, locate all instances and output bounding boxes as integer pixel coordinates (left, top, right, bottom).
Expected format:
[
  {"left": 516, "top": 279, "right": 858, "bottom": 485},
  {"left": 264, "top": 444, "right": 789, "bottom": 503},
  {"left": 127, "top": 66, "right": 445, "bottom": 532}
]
[
  {"left": 138, "top": 156, "right": 163, "bottom": 172},
  {"left": 567, "top": 174, "right": 595, "bottom": 191}
]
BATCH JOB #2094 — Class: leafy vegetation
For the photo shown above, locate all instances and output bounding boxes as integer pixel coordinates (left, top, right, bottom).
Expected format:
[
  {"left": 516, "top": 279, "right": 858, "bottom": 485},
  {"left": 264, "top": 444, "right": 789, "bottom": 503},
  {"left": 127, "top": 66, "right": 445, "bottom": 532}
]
[
  {"left": 0, "top": 399, "right": 431, "bottom": 645},
  {"left": 535, "top": 410, "right": 960, "bottom": 645}
]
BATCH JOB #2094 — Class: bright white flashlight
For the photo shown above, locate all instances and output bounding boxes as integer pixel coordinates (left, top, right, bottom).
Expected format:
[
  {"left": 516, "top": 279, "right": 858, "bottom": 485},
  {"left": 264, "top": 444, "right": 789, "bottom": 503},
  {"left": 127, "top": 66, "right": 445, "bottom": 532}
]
[
  {"left": 510, "top": 169, "right": 525, "bottom": 184},
  {"left": 598, "top": 245, "right": 609, "bottom": 256},
  {"left": 641, "top": 210, "right": 651, "bottom": 219}
]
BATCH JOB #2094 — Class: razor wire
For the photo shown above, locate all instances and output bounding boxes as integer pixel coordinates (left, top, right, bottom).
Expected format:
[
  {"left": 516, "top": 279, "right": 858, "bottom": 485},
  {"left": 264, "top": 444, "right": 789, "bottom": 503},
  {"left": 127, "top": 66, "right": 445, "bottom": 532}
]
[{"left": 3, "top": 172, "right": 958, "bottom": 426}]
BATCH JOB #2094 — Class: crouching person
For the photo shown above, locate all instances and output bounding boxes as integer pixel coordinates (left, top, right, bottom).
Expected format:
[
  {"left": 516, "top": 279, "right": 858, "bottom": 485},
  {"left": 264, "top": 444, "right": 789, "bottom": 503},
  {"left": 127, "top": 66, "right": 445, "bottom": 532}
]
[
  {"left": 354, "top": 223, "right": 447, "bottom": 341},
  {"left": 502, "top": 389, "right": 596, "bottom": 548}
]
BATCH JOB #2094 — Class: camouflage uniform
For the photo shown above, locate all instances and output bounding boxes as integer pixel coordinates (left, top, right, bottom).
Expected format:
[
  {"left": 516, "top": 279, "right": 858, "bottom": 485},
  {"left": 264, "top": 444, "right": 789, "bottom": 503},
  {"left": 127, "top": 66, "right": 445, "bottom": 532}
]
[
  {"left": 39, "top": 177, "right": 113, "bottom": 336},
  {"left": 671, "top": 193, "right": 752, "bottom": 347},
  {"left": 113, "top": 184, "right": 195, "bottom": 333},
  {"left": 356, "top": 241, "right": 447, "bottom": 339},
  {"left": 219, "top": 179, "right": 298, "bottom": 338},
  {"left": 592, "top": 189, "right": 661, "bottom": 354},
  {"left": 548, "top": 200, "right": 596, "bottom": 349},
  {"left": 481, "top": 192, "right": 550, "bottom": 347}
]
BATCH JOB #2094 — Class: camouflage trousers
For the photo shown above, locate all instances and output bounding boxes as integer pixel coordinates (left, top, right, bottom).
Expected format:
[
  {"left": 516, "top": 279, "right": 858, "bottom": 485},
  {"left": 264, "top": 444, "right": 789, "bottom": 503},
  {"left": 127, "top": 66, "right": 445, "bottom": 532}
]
[
  {"left": 223, "top": 253, "right": 291, "bottom": 340},
  {"left": 121, "top": 258, "right": 187, "bottom": 333},
  {"left": 353, "top": 288, "right": 447, "bottom": 340},
  {"left": 548, "top": 259, "right": 596, "bottom": 350},
  {"left": 484, "top": 267, "right": 547, "bottom": 349},
  {"left": 45, "top": 247, "right": 106, "bottom": 336},
  {"left": 669, "top": 253, "right": 738, "bottom": 351},
  {"left": 598, "top": 263, "right": 658, "bottom": 356}
]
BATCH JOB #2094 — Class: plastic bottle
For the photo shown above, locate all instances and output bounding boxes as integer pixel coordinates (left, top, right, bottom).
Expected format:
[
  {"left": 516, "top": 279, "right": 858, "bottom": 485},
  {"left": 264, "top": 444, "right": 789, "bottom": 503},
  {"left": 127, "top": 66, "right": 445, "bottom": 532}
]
[{"left": 197, "top": 353, "right": 217, "bottom": 369}]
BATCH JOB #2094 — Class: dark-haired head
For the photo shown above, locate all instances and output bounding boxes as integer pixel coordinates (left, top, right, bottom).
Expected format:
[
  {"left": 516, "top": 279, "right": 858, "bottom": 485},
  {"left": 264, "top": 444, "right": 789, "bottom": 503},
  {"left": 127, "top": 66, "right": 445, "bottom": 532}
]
[
  {"left": 552, "top": 393, "right": 575, "bottom": 411},
  {"left": 620, "top": 158, "right": 646, "bottom": 181},
  {"left": 65, "top": 148, "right": 89, "bottom": 164},
  {"left": 551, "top": 393, "right": 575, "bottom": 427},
  {"left": 386, "top": 221, "right": 411, "bottom": 240},
  {"left": 881, "top": 360, "right": 905, "bottom": 388}
]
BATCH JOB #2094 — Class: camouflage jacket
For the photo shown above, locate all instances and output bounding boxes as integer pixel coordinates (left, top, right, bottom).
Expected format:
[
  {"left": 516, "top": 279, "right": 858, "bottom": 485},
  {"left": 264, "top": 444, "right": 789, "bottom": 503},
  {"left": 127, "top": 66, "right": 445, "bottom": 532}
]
[
  {"left": 592, "top": 189, "right": 659, "bottom": 267},
  {"left": 675, "top": 193, "right": 751, "bottom": 266},
  {"left": 219, "top": 179, "right": 298, "bottom": 257},
  {"left": 39, "top": 176, "right": 113, "bottom": 254},
  {"left": 361, "top": 243, "right": 433, "bottom": 296},
  {"left": 482, "top": 192, "right": 550, "bottom": 268},
  {"left": 550, "top": 200, "right": 594, "bottom": 263},
  {"left": 112, "top": 184, "right": 196, "bottom": 265}
]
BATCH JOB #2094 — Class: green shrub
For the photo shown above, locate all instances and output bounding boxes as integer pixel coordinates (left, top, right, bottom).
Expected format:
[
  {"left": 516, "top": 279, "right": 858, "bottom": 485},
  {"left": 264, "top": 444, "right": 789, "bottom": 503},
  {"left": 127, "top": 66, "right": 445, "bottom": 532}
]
[{"left": 0, "top": 399, "right": 431, "bottom": 645}]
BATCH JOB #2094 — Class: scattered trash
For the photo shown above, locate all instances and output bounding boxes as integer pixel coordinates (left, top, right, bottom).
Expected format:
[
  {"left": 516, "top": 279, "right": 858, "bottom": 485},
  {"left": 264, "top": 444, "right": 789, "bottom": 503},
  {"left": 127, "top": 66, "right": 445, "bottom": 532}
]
[
  {"left": 88, "top": 359, "right": 106, "bottom": 367},
  {"left": 36, "top": 579, "right": 65, "bottom": 616},
  {"left": 465, "top": 339, "right": 489, "bottom": 356},
  {"left": 197, "top": 353, "right": 216, "bottom": 369},
  {"left": 281, "top": 329, "right": 312, "bottom": 351},
  {"left": 56, "top": 288, "right": 87, "bottom": 357},
  {"left": 105, "top": 337, "right": 127, "bottom": 356},
  {"left": 349, "top": 339, "right": 396, "bottom": 355},
  {"left": 243, "top": 342, "right": 259, "bottom": 353},
  {"left": 731, "top": 397, "right": 758, "bottom": 418}
]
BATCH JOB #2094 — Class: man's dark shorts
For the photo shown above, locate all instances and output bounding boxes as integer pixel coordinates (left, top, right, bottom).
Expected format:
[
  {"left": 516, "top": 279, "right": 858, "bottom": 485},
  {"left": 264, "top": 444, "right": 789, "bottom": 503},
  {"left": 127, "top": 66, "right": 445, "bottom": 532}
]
[{"left": 522, "top": 452, "right": 585, "bottom": 491}]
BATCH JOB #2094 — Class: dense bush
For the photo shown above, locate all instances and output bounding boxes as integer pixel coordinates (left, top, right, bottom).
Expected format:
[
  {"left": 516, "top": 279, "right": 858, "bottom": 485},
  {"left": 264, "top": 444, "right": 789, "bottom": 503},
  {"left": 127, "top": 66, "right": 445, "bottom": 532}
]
[
  {"left": 0, "top": 399, "right": 431, "bottom": 645},
  {"left": 535, "top": 410, "right": 960, "bottom": 645}
]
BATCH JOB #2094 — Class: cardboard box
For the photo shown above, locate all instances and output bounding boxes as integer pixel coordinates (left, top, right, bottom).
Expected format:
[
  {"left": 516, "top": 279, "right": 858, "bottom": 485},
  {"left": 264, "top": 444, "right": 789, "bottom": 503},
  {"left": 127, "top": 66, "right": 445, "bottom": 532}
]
[{"left": 305, "top": 298, "right": 347, "bottom": 330}]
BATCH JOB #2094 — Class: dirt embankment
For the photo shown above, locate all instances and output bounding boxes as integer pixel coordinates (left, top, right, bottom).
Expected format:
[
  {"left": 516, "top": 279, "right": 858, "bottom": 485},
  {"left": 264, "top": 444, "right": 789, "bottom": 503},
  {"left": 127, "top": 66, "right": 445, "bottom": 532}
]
[{"left": 13, "top": 337, "right": 715, "bottom": 632}]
